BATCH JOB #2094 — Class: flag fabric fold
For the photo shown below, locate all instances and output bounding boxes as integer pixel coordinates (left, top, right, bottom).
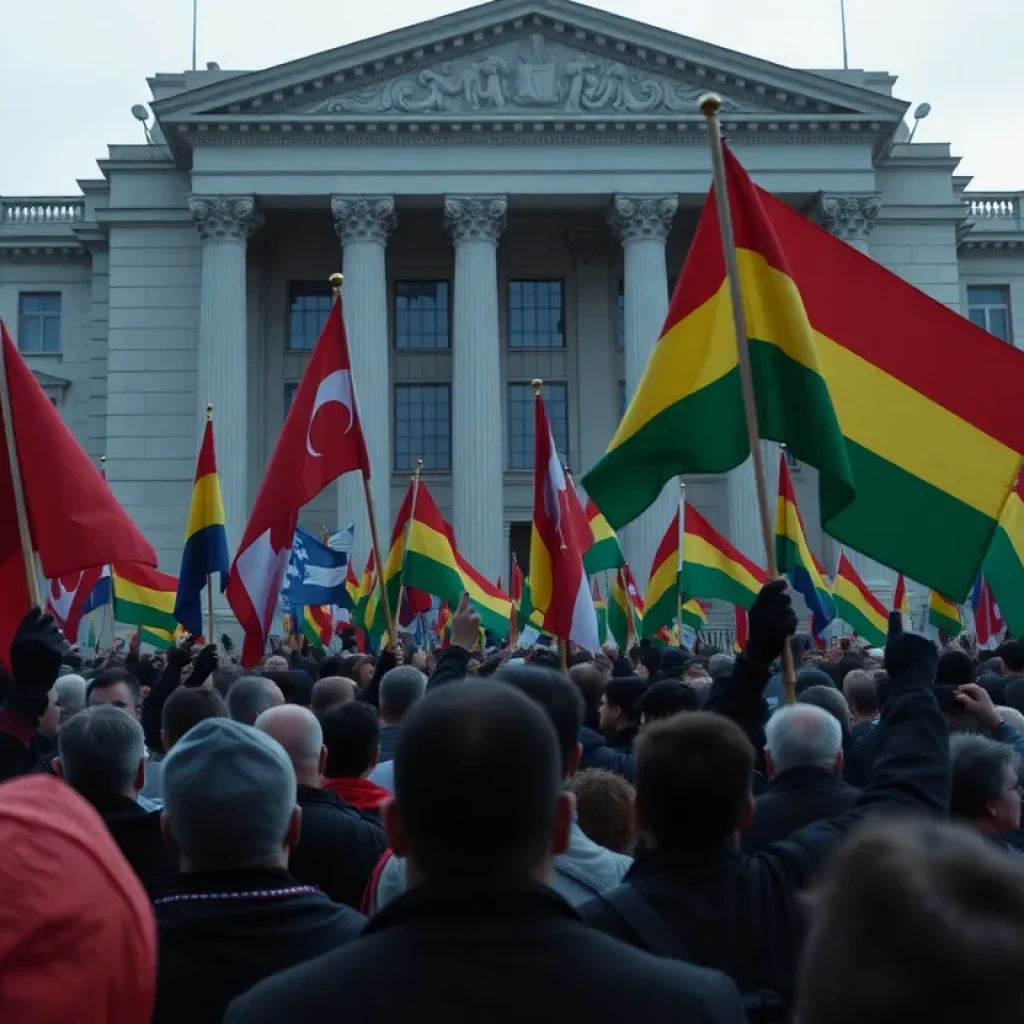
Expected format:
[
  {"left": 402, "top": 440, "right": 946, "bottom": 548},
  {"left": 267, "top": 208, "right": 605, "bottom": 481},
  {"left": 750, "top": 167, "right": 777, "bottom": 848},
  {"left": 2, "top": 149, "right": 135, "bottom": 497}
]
[
  {"left": 681, "top": 504, "right": 768, "bottom": 610},
  {"left": 983, "top": 468, "right": 1024, "bottom": 639},
  {"left": 46, "top": 566, "right": 105, "bottom": 643},
  {"left": 282, "top": 527, "right": 352, "bottom": 611},
  {"left": 969, "top": 576, "right": 1004, "bottom": 650},
  {"left": 113, "top": 564, "right": 179, "bottom": 632},
  {"left": 642, "top": 509, "right": 682, "bottom": 639},
  {"left": 892, "top": 572, "right": 912, "bottom": 628},
  {"left": 300, "top": 604, "right": 333, "bottom": 649},
  {"left": 832, "top": 552, "right": 888, "bottom": 647},
  {"left": 733, "top": 605, "right": 748, "bottom": 654},
  {"left": 607, "top": 567, "right": 632, "bottom": 651},
  {"left": 582, "top": 499, "right": 625, "bottom": 574},
  {"left": 928, "top": 591, "right": 963, "bottom": 637}
]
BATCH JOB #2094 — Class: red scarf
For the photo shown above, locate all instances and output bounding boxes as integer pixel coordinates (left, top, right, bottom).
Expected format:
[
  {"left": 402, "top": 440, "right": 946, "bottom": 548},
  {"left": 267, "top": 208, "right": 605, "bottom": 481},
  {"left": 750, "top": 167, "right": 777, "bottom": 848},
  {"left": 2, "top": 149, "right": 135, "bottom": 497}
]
[{"left": 322, "top": 775, "right": 390, "bottom": 811}]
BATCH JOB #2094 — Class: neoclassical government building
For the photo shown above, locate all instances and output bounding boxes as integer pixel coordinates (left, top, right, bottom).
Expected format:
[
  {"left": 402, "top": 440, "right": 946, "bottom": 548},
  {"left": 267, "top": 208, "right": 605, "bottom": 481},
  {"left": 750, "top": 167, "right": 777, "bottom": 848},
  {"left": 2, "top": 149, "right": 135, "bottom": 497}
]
[{"left": 1, "top": 0, "right": 1021, "bottom": 625}]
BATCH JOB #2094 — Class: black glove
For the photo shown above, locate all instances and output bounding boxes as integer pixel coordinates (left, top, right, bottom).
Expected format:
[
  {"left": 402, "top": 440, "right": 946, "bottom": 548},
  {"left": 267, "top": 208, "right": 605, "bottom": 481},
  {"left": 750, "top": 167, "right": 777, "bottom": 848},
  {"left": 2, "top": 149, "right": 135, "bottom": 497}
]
[
  {"left": 188, "top": 643, "right": 219, "bottom": 688},
  {"left": 166, "top": 643, "right": 193, "bottom": 672},
  {"left": 884, "top": 611, "right": 938, "bottom": 688},
  {"left": 746, "top": 578, "right": 797, "bottom": 666},
  {"left": 9, "top": 608, "right": 66, "bottom": 716},
  {"left": 220, "top": 632, "right": 234, "bottom": 654}
]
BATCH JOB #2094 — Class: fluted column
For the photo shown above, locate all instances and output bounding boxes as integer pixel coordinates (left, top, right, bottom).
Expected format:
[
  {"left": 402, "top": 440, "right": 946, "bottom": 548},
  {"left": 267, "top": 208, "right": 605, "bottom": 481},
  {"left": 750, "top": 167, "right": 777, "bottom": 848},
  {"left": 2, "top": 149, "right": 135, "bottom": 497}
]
[
  {"left": 727, "top": 441, "right": 781, "bottom": 571},
  {"left": 331, "top": 196, "right": 395, "bottom": 568},
  {"left": 445, "top": 195, "right": 507, "bottom": 583},
  {"left": 189, "top": 195, "right": 262, "bottom": 557},
  {"left": 610, "top": 193, "right": 677, "bottom": 584},
  {"left": 816, "top": 193, "right": 894, "bottom": 600}
]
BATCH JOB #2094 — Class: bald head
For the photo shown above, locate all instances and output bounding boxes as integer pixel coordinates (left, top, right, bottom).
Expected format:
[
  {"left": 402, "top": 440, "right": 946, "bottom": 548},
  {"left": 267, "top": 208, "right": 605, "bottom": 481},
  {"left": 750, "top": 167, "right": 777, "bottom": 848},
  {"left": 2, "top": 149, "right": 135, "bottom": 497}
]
[
  {"left": 255, "top": 704, "right": 324, "bottom": 787},
  {"left": 311, "top": 676, "right": 355, "bottom": 716}
]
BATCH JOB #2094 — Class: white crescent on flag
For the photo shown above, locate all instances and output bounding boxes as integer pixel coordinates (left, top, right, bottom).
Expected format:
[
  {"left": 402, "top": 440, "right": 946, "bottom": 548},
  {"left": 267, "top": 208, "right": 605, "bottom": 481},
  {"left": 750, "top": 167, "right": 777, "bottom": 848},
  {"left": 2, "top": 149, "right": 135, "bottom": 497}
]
[
  {"left": 306, "top": 370, "right": 355, "bottom": 458},
  {"left": 47, "top": 573, "right": 82, "bottom": 624}
]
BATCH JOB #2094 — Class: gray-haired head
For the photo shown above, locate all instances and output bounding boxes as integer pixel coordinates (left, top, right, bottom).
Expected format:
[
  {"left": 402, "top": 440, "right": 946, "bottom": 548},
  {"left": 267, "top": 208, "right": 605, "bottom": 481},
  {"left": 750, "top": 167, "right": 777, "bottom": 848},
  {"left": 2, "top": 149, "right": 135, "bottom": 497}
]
[
  {"left": 708, "top": 653, "right": 735, "bottom": 680},
  {"left": 161, "top": 717, "right": 297, "bottom": 869},
  {"left": 950, "top": 732, "right": 1019, "bottom": 822},
  {"left": 256, "top": 704, "right": 323, "bottom": 782},
  {"left": 54, "top": 673, "right": 88, "bottom": 725},
  {"left": 765, "top": 703, "right": 842, "bottom": 775},
  {"left": 379, "top": 666, "right": 428, "bottom": 724},
  {"left": 56, "top": 704, "right": 145, "bottom": 797},
  {"left": 212, "top": 663, "right": 242, "bottom": 700},
  {"left": 226, "top": 675, "right": 284, "bottom": 725}
]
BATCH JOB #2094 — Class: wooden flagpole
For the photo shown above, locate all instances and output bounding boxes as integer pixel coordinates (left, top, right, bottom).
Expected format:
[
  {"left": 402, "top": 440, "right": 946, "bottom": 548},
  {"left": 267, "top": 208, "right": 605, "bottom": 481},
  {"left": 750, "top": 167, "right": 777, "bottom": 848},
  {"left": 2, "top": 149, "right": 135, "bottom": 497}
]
[
  {"left": 510, "top": 552, "right": 519, "bottom": 645},
  {"left": 0, "top": 335, "right": 41, "bottom": 608},
  {"left": 699, "top": 94, "right": 797, "bottom": 703},
  {"left": 205, "top": 404, "right": 216, "bottom": 643},
  {"left": 676, "top": 479, "right": 686, "bottom": 648},
  {"left": 331, "top": 272, "right": 395, "bottom": 645}
]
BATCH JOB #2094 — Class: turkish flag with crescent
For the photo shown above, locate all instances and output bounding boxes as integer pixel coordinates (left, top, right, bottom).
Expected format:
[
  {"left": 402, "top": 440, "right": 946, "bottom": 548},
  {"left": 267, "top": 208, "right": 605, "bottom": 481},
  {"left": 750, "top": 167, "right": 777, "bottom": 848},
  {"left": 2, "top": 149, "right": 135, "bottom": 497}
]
[
  {"left": 46, "top": 566, "right": 104, "bottom": 643},
  {"left": 227, "top": 297, "right": 370, "bottom": 665}
]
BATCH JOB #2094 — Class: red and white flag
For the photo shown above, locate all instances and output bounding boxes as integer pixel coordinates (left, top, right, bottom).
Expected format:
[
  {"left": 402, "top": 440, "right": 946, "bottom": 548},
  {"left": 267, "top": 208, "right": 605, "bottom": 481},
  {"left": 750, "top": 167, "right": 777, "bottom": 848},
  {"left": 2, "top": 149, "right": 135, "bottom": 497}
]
[
  {"left": 528, "top": 390, "right": 599, "bottom": 651},
  {"left": 46, "top": 566, "right": 104, "bottom": 642},
  {"left": 973, "top": 576, "right": 1006, "bottom": 650},
  {"left": 226, "top": 298, "right": 370, "bottom": 666}
]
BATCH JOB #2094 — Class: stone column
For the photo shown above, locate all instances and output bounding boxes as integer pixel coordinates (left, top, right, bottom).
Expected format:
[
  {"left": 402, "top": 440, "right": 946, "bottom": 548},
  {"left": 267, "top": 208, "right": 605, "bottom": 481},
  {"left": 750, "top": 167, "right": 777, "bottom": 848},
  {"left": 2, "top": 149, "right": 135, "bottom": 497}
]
[
  {"left": 610, "top": 194, "right": 677, "bottom": 584},
  {"left": 727, "top": 441, "right": 780, "bottom": 570},
  {"left": 331, "top": 196, "right": 395, "bottom": 569},
  {"left": 816, "top": 193, "right": 894, "bottom": 599},
  {"left": 189, "top": 195, "right": 262, "bottom": 557},
  {"left": 445, "top": 195, "right": 507, "bottom": 584}
]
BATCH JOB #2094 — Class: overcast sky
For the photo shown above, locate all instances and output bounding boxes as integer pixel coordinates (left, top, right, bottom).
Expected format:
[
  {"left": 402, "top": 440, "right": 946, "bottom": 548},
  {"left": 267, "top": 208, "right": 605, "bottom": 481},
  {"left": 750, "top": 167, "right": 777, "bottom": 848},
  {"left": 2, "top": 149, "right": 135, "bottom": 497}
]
[{"left": 1, "top": 0, "right": 1018, "bottom": 195}]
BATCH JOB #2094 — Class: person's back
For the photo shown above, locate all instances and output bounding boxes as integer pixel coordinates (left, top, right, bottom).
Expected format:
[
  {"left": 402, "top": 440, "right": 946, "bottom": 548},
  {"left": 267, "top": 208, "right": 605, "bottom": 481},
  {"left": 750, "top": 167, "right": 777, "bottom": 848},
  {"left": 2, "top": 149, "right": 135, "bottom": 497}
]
[
  {"left": 226, "top": 681, "right": 745, "bottom": 1024},
  {"left": 153, "top": 717, "right": 364, "bottom": 1024}
]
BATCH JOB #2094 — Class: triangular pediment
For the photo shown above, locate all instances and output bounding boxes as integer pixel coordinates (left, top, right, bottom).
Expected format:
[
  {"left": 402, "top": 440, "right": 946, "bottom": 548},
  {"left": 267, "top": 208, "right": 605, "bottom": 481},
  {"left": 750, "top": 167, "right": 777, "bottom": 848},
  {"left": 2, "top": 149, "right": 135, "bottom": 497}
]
[{"left": 153, "top": 0, "right": 908, "bottom": 125}]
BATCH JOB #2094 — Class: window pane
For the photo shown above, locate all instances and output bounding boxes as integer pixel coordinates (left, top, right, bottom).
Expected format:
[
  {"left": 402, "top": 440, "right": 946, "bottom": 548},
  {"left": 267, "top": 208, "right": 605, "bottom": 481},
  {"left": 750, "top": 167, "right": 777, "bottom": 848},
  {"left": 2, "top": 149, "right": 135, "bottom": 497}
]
[
  {"left": 508, "top": 280, "right": 564, "bottom": 348},
  {"left": 989, "top": 309, "right": 1009, "bottom": 342},
  {"left": 968, "top": 308, "right": 987, "bottom": 330},
  {"left": 284, "top": 383, "right": 299, "bottom": 415},
  {"left": 42, "top": 316, "right": 61, "bottom": 352},
  {"left": 395, "top": 281, "right": 449, "bottom": 349},
  {"left": 17, "top": 292, "right": 61, "bottom": 354},
  {"left": 967, "top": 286, "right": 1009, "bottom": 307},
  {"left": 18, "top": 317, "right": 40, "bottom": 352},
  {"left": 393, "top": 384, "right": 451, "bottom": 471},
  {"left": 507, "top": 382, "right": 568, "bottom": 469},
  {"left": 288, "top": 283, "right": 332, "bottom": 351}
]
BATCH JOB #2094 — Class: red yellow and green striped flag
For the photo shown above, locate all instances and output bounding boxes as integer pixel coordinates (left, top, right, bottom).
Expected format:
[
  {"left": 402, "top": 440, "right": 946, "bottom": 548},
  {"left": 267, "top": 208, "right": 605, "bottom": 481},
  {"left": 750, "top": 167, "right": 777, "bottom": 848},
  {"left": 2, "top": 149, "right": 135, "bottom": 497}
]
[
  {"left": 591, "top": 577, "right": 608, "bottom": 645},
  {"left": 983, "top": 467, "right": 1024, "bottom": 638},
  {"left": 301, "top": 605, "right": 332, "bottom": 649},
  {"left": 928, "top": 591, "right": 963, "bottom": 637},
  {"left": 642, "top": 507, "right": 683, "bottom": 639},
  {"left": 682, "top": 504, "right": 767, "bottom": 610},
  {"left": 141, "top": 624, "right": 187, "bottom": 650},
  {"left": 680, "top": 597, "right": 708, "bottom": 632},
  {"left": 892, "top": 573, "right": 912, "bottom": 627},
  {"left": 733, "top": 605, "right": 748, "bottom": 654},
  {"left": 833, "top": 552, "right": 887, "bottom": 647},
  {"left": 583, "top": 498, "right": 625, "bottom": 574},
  {"left": 583, "top": 143, "right": 1024, "bottom": 603},
  {"left": 112, "top": 563, "right": 179, "bottom": 633},
  {"left": 607, "top": 567, "right": 631, "bottom": 649}
]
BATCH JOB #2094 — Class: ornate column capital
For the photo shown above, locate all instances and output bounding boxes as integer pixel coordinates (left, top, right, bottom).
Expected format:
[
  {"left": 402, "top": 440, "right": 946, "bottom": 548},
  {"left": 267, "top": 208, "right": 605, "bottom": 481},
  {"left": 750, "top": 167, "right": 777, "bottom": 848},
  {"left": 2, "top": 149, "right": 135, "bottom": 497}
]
[
  {"left": 331, "top": 195, "right": 396, "bottom": 246},
  {"left": 610, "top": 194, "right": 677, "bottom": 244},
  {"left": 444, "top": 195, "right": 507, "bottom": 246},
  {"left": 816, "top": 193, "right": 882, "bottom": 242},
  {"left": 188, "top": 195, "right": 263, "bottom": 242}
]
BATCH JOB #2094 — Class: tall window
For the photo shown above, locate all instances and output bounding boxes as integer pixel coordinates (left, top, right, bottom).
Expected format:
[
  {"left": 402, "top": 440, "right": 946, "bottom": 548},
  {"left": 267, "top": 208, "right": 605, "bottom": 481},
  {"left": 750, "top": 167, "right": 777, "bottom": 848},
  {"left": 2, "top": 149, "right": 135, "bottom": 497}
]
[
  {"left": 288, "top": 282, "right": 332, "bottom": 351},
  {"left": 17, "top": 293, "right": 61, "bottom": 353},
  {"left": 508, "top": 381, "right": 568, "bottom": 470},
  {"left": 395, "top": 281, "right": 449, "bottom": 349},
  {"left": 508, "top": 280, "right": 564, "bottom": 348},
  {"left": 394, "top": 384, "right": 451, "bottom": 471},
  {"left": 967, "top": 285, "right": 1013, "bottom": 343}
]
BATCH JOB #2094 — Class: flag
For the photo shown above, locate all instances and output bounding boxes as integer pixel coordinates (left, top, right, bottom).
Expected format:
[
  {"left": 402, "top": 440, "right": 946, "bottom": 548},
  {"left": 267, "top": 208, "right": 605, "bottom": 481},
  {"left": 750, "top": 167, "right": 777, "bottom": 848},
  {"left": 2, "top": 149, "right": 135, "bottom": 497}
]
[
  {"left": 983, "top": 467, "right": 1024, "bottom": 639},
  {"left": 140, "top": 624, "right": 186, "bottom": 650},
  {"left": 46, "top": 566, "right": 104, "bottom": 642},
  {"left": 733, "top": 605, "right": 748, "bottom": 654},
  {"left": 112, "top": 564, "right": 178, "bottom": 632},
  {"left": 680, "top": 598, "right": 708, "bottom": 631},
  {"left": 226, "top": 295, "right": 370, "bottom": 665},
  {"left": 833, "top": 552, "right": 888, "bottom": 647},
  {"left": 510, "top": 555, "right": 524, "bottom": 641},
  {"left": 327, "top": 526, "right": 355, "bottom": 555},
  {"left": 435, "top": 599, "right": 451, "bottom": 641},
  {"left": 776, "top": 451, "right": 835, "bottom": 636},
  {"left": 529, "top": 389, "right": 600, "bottom": 651},
  {"left": 301, "top": 604, "right": 332, "bottom": 648},
  {"left": 582, "top": 144, "right": 1024, "bottom": 604},
  {"left": 399, "top": 481, "right": 514, "bottom": 637},
  {"left": 87, "top": 620, "right": 97, "bottom": 649},
  {"left": 372, "top": 481, "right": 430, "bottom": 640},
  {"left": 928, "top": 591, "right": 963, "bottom": 637},
  {"left": 682, "top": 504, "right": 768, "bottom": 610},
  {"left": 892, "top": 572, "right": 912, "bottom": 628},
  {"left": 642, "top": 508, "right": 682, "bottom": 639},
  {"left": 0, "top": 321, "right": 157, "bottom": 662},
  {"left": 282, "top": 527, "right": 352, "bottom": 609},
  {"left": 345, "top": 561, "right": 361, "bottom": 607},
  {"left": 608, "top": 567, "right": 632, "bottom": 650},
  {"left": 592, "top": 577, "right": 608, "bottom": 646},
  {"left": 582, "top": 498, "right": 625, "bottom": 574},
  {"left": 174, "top": 418, "right": 230, "bottom": 637},
  {"left": 970, "top": 576, "right": 1005, "bottom": 650},
  {"left": 811, "top": 615, "right": 827, "bottom": 652}
]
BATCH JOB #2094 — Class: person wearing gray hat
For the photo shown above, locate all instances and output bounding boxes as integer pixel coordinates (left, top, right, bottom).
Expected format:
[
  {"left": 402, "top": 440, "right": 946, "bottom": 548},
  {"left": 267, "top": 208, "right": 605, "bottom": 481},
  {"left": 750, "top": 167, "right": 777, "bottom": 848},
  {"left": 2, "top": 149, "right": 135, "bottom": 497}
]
[{"left": 151, "top": 717, "right": 364, "bottom": 1024}]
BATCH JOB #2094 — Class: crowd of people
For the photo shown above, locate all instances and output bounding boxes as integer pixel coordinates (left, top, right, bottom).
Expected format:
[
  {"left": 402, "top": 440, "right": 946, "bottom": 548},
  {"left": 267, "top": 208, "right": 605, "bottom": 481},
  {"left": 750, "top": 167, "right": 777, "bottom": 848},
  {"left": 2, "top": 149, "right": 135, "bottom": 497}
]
[{"left": 2, "top": 581, "right": 1024, "bottom": 1022}]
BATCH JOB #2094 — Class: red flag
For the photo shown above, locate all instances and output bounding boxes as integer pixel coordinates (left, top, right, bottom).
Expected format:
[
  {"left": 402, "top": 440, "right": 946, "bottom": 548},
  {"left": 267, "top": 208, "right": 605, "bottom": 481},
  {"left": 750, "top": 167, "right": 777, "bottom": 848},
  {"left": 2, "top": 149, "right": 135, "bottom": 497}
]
[
  {"left": 511, "top": 557, "right": 524, "bottom": 603},
  {"left": 46, "top": 567, "right": 103, "bottom": 642},
  {"left": 226, "top": 298, "right": 370, "bottom": 665},
  {"left": 974, "top": 576, "right": 1005, "bottom": 650},
  {"left": 733, "top": 605, "right": 748, "bottom": 654},
  {"left": 810, "top": 614, "right": 827, "bottom": 651},
  {"left": 0, "top": 322, "right": 156, "bottom": 662}
]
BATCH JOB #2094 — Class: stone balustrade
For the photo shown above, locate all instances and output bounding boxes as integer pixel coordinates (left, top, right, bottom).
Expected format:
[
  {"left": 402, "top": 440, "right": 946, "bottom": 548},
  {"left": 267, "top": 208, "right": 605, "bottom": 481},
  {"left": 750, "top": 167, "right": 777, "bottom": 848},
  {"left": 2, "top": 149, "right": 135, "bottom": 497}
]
[{"left": 1, "top": 198, "right": 85, "bottom": 225}]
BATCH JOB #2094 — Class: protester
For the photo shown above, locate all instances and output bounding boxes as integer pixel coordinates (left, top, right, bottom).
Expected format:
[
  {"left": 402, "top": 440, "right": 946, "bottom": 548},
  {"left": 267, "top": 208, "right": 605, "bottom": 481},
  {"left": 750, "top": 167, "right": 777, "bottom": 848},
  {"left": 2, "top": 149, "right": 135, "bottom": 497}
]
[
  {"left": 152, "top": 717, "right": 364, "bottom": 1024},
  {"left": 213, "top": 663, "right": 242, "bottom": 700},
  {"left": 0, "top": 774, "right": 157, "bottom": 1024},
  {"left": 161, "top": 686, "right": 228, "bottom": 750},
  {"left": 87, "top": 667, "right": 143, "bottom": 719},
  {"left": 377, "top": 666, "right": 427, "bottom": 762},
  {"left": 581, "top": 582, "right": 949, "bottom": 1016},
  {"left": 842, "top": 669, "right": 879, "bottom": 730},
  {"left": 635, "top": 679, "right": 702, "bottom": 725},
  {"left": 568, "top": 767, "right": 636, "bottom": 855},
  {"left": 949, "top": 732, "right": 1021, "bottom": 847},
  {"left": 568, "top": 662, "right": 609, "bottom": 731},
  {"left": 797, "top": 818, "right": 1024, "bottom": 1023},
  {"left": 226, "top": 675, "right": 285, "bottom": 726},
  {"left": 320, "top": 700, "right": 389, "bottom": 813},
  {"left": 256, "top": 704, "right": 387, "bottom": 910},
  {"left": 54, "top": 704, "right": 178, "bottom": 897},
  {"left": 54, "top": 672, "right": 87, "bottom": 724},
  {"left": 310, "top": 675, "right": 354, "bottom": 716},
  {"left": 263, "top": 654, "right": 289, "bottom": 674},
  {"left": 225, "top": 682, "right": 745, "bottom": 1024}
]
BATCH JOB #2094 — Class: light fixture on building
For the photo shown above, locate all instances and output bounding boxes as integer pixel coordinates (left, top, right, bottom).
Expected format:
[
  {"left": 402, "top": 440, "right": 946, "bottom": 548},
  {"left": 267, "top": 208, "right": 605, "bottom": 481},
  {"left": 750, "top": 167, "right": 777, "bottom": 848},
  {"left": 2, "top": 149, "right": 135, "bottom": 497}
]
[
  {"left": 131, "top": 104, "right": 154, "bottom": 145},
  {"left": 206, "top": 61, "right": 221, "bottom": 71},
  {"left": 907, "top": 102, "right": 932, "bottom": 143}
]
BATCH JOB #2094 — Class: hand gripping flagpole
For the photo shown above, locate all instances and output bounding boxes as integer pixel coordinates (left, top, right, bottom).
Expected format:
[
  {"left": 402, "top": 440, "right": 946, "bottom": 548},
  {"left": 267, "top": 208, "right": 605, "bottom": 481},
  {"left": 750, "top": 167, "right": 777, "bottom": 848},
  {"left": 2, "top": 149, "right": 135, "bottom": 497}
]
[
  {"left": 0, "top": 337, "right": 41, "bottom": 608},
  {"left": 331, "top": 272, "right": 395, "bottom": 645},
  {"left": 699, "top": 93, "right": 797, "bottom": 703}
]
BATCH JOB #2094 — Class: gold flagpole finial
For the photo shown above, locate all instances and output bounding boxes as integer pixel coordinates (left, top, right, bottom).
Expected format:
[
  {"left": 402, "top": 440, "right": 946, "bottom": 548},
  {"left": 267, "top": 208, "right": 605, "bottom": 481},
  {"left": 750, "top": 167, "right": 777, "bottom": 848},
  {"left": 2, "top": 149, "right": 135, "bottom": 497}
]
[
  {"left": 329, "top": 272, "right": 343, "bottom": 298},
  {"left": 699, "top": 93, "right": 722, "bottom": 117},
  {"left": 532, "top": 378, "right": 543, "bottom": 396},
  {"left": 206, "top": 403, "right": 213, "bottom": 420}
]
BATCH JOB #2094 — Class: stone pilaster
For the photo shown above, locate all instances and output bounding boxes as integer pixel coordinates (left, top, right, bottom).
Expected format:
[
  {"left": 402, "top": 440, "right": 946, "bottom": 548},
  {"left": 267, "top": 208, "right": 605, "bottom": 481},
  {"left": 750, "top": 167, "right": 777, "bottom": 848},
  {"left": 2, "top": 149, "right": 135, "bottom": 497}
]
[
  {"left": 189, "top": 194, "right": 262, "bottom": 557},
  {"left": 727, "top": 441, "right": 780, "bottom": 571},
  {"left": 330, "top": 195, "right": 395, "bottom": 567},
  {"left": 445, "top": 195, "right": 507, "bottom": 583},
  {"left": 609, "top": 193, "right": 677, "bottom": 584}
]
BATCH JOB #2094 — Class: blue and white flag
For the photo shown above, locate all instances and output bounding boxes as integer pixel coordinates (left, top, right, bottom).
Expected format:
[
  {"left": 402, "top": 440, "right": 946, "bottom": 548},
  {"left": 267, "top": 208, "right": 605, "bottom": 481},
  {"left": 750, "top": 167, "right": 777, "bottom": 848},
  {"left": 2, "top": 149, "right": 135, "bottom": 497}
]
[
  {"left": 282, "top": 528, "right": 352, "bottom": 608},
  {"left": 81, "top": 565, "right": 112, "bottom": 616}
]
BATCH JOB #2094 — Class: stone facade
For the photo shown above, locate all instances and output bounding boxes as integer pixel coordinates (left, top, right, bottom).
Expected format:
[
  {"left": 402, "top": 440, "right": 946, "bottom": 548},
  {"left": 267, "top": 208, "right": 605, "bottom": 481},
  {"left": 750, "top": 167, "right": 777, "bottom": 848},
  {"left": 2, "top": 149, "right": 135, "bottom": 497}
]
[{"left": 1, "top": 0, "right": 1021, "bottom": 630}]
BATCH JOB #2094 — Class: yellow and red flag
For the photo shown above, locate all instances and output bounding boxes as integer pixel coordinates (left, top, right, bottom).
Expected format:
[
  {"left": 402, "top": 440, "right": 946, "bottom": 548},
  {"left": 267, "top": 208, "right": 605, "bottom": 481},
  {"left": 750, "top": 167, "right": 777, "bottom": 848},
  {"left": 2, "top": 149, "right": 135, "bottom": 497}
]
[{"left": 833, "top": 552, "right": 888, "bottom": 647}]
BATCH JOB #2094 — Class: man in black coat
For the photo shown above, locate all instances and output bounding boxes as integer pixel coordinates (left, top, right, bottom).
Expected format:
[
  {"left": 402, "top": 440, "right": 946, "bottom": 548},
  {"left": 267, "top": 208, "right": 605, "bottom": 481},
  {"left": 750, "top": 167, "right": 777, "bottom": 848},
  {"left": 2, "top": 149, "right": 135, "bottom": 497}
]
[
  {"left": 225, "top": 679, "right": 745, "bottom": 1024},
  {"left": 741, "top": 702, "right": 861, "bottom": 853},
  {"left": 152, "top": 717, "right": 364, "bottom": 1024},
  {"left": 256, "top": 703, "right": 387, "bottom": 909},
  {"left": 580, "top": 583, "right": 949, "bottom": 1016}
]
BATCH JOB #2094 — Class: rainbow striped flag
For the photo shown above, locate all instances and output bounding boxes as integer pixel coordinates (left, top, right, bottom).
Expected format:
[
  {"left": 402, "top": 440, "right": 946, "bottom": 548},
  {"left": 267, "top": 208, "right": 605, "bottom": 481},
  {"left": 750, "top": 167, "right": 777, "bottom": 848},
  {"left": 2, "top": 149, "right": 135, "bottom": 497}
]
[
  {"left": 775, "top": 452, "right": 835, "bottom": 636},
  {"left": 682, "top": 504, "right": 767, "bottom": 610},
  {"left": 833, "top": 552, "right": 887, "bottom": 646},
  {"left": 983, "top": 467, "right": 1024, "bottom": 639},
  {"left": 113, "top": 563, "right": 179, "bottom": 633},
  {"left": 583, "top": 498, "right": 625, "bottom": 574},
  {"left": 928, "top": 591, "right": 962, "bottom": 636}
]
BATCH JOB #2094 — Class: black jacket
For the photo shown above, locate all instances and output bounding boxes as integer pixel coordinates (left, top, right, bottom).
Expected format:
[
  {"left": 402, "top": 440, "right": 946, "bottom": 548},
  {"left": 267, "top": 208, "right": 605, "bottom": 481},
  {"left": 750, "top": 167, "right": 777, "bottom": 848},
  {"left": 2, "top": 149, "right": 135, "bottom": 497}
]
[
  {"left": 377, "top": 723, "right": 400, "bottom": 762},
  {"left": 153, "top": 866, "right": 364, "bottom": 1024},
  {"left": 290, "top": 784, "right": 388, "bottom": 910},
  {"left": 224, "top": 878, "right": 746, "bottom": 1024},
  {"left": 578, "top": 725, "right": 636, "bottom": 782},
  {"left": 740, "top": 765, "right": 861, "bottom": 853},
  {"left": 81, "top": 790, "right": 179, "bottom": 898},
  {"left": 581, "top": 652, "right": 949, "bottom": 1012}
]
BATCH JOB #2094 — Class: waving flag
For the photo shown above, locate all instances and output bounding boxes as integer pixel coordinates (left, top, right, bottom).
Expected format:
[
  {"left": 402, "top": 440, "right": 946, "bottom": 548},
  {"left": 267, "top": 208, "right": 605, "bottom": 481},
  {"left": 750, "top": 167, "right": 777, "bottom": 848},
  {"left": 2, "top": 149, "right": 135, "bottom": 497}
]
[
  {"left": 642, "top": 507, "right": 682, "bottom": 640},
  {"left": 833, "top": 552, "right": 888, "bottom": 647},
  {"left": 892, "top": 573, "right": 912, "bottom": 629},
  {"left": 283, "top": 527, "right": 352, "bottom": 609},
  {"left": 113, "top": 564, "right": 178, "bottom": 632},
  {"left": 970, "top": 576, "right": 1005, "bottom": 650},
  {"left": 583, "top": 498, "right": 625, "bottom": 574},
  {"left": 983, "top": 468, "right": 1024, "bottom": 639},
  {"left": 928, "top": 591, "right": 962, "bottom": 637},
  {"left": 300, "top": 604, "right": 332, "bottom": 649},
  {"left": 733, "top": 605, "right": 748, "bottom": 654},
  {"left": 227, "top": 295, "right": 370, "bottom": 665},
  {"left": 682, "top": 504, "right": 767, "bottom": 610},
  {"left": 46, "top": 566, "right": 104, "bottom": 641}
]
